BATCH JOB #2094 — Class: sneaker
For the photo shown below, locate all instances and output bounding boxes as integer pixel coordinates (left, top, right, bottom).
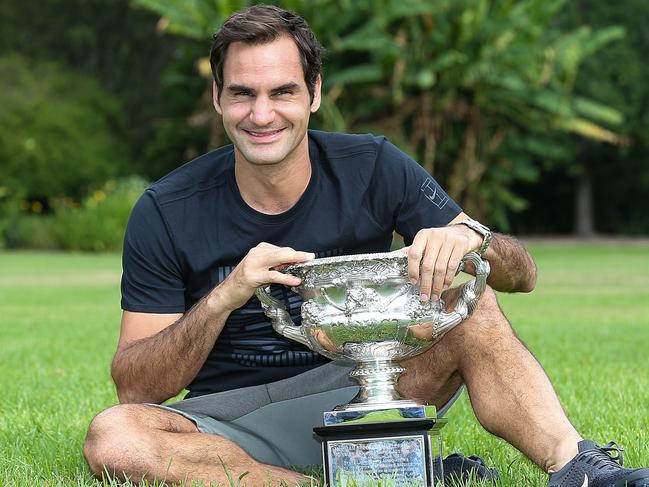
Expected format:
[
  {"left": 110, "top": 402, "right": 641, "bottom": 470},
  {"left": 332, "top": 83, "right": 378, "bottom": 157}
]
[
  {"left": 443, "top": 452, "right": 499, "bottom": 484},
  {"left": 547, "top": 440, "right": 649, "bottom": 487}
]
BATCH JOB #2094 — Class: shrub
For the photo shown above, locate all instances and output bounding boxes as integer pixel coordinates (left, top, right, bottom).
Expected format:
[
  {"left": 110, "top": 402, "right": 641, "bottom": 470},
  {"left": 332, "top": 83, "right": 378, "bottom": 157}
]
[
  {"left": 3, "top": 177, "right": 148, "bottom": 252},
  {"left": 3, "top": 214, "right": 58, "bottom": 250},
  {"left": 0, "top": 54, "right": 129, "bottom": 203},
  {"left": 52, "top": 177, "right": 148, "bottom": 252}
]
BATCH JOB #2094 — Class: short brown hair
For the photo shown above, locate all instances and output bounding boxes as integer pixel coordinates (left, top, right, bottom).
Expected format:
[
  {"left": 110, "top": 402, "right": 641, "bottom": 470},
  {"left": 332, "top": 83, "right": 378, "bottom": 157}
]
[{"left": 210, "top": 4, "right": 323, "bottom": 102}]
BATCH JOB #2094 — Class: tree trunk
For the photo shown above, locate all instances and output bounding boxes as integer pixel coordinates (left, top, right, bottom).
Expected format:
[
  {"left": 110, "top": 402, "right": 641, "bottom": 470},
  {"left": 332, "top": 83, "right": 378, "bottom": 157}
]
[{"left": 574, "top": 169, "right": 595, "bottom": 237}]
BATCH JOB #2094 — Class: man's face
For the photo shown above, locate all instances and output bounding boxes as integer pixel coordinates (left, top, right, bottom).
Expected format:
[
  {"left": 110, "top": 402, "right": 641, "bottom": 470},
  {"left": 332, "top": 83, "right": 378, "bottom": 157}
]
[{"left": 214, "top": 36, "right": 321, "bottom": 167}]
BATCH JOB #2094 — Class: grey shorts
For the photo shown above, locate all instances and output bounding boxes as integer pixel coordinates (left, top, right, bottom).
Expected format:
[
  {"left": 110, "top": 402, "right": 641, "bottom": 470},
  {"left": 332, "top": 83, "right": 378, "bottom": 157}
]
[{"left": 155, "top": 362, "right": 463, "bottom": 468}]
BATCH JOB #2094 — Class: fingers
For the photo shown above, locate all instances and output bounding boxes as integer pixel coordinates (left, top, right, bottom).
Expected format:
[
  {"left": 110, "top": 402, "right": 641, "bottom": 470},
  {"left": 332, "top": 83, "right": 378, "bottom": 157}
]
[
  {"left": 266, "top": 269, "right": 302, "bottom": 287},
  {"left": 220, "top": 244, "right": 315, "bottom": 310},
  {"left": 418, "top": 237, "right": 440, "bottom": 302},
  {"left": 409, "top": 230, "right": 442, "bottom": 300},
  {"left": 430, "top": 243, "right": 451, "bottom": 302},
  {"left": 407, "top": 233, "right": 427, "bottom": 285},
  {"left": 448, "top": 245, "right": 465, "bottom": 283},
  {"left": 263, "top": 245, "right": 315, "bottom": 269},
  {"left": 408, "top": 227, "right": 472, "bottom": 302},
  {"left": 248, "top": 244, "right": 314, "bottom": 286}
]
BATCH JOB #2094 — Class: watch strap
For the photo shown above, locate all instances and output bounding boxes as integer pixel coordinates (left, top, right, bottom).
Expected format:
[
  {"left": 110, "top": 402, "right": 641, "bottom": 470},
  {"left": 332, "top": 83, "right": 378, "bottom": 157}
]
[{"left": 454, "top": 218, "right": 492, "bottom": 256}]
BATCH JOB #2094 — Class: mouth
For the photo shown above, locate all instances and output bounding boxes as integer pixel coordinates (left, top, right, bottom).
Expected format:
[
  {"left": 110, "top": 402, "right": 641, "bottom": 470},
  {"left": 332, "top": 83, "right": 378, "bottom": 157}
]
[{"left": 242, "top": 127, "right": 286, "bottom": 142}]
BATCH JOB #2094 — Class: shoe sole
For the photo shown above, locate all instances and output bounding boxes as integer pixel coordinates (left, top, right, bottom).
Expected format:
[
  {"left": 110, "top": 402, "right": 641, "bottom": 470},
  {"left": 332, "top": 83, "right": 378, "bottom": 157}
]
[{"left": 614, "top": 470, "right": 649, "bottom": 487}]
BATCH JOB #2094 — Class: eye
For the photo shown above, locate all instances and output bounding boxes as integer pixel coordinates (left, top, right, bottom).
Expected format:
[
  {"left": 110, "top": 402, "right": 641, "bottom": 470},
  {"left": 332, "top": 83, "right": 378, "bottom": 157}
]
[
  {"left": 233, "top": 90, "right": 253, "bottom": 97},
  {"left": 274, "top": 90, "right": 294, "bottom": 97}
]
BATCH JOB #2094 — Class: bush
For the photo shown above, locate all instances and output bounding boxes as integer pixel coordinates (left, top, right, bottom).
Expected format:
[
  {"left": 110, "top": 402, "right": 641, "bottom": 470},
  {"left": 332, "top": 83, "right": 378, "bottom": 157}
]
[
  {"left": 0, "top": 54, "right": 129, "bottom": 203},
  {"left": 3, "top": 214, "right": 58, "bottom": 250},
  {"left": 3, "top": 177, "right": 148, "bottom": 252}
]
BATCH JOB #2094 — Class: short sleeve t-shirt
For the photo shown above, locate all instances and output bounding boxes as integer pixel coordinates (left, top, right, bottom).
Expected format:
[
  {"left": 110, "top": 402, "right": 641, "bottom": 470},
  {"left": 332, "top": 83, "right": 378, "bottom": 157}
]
[{"left": 121, "top": 130, "right": 462, "bottom": 397}]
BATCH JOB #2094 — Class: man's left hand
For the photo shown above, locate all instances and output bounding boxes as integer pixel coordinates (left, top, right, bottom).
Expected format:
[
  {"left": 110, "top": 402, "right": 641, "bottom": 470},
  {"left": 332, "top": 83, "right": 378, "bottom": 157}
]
[{"left": 405, "top": 225, "right": 482, "bottom": 302}]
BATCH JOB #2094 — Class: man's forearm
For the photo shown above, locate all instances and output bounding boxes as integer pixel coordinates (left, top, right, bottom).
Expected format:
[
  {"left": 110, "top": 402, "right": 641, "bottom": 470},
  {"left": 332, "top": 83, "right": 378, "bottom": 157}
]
[
  {"left": 111, "top": 289, "right": 232, "bottom": 404},
  {"left": 482, "top": 233, "right": 537, "bottom": 293}
]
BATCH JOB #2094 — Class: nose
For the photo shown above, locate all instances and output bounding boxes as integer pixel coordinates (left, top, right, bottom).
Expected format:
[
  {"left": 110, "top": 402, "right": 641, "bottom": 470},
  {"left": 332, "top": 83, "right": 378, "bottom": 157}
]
[{"left": 249, "top": 95, "right": 275, "bottom": 126}]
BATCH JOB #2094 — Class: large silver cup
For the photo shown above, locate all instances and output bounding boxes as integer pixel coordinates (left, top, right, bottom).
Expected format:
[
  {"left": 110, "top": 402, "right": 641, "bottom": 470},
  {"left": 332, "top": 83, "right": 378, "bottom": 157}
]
[{"left": 256, "top": 251, "right": 490, "bottom": 411}]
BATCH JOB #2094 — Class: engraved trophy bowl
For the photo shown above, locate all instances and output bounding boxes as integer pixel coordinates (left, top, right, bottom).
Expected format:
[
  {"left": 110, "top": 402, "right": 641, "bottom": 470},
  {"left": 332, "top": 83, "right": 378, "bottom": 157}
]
[{"left": 256, "top": 251, "right": 490, "bottom": 412}]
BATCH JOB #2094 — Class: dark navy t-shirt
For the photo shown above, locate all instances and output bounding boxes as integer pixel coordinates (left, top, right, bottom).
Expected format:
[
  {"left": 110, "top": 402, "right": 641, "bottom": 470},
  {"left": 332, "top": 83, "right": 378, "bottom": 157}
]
[{"left": 121, "top": 130, "right": 461, "bottom": 397}]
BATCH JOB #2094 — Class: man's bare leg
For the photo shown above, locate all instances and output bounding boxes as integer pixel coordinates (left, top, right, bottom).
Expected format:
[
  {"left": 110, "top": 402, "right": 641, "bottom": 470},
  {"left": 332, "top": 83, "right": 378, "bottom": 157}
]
[
  {"left": 398, "top": 286, "right": 582, "bottom": 473},
  {"left": 83, "top": 404, "right": 312, "bottom": 486}
]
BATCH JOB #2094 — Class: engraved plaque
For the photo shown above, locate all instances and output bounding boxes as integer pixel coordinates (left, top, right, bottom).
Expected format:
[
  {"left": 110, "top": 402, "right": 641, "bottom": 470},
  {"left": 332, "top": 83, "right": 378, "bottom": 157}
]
[{"left": 326, "top": 435, "right": 427, "bottom": 487}]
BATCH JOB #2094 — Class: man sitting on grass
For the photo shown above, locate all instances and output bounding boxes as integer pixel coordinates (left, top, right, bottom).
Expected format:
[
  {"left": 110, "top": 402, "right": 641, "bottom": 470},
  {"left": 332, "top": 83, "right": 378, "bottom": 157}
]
[{"left": 83, "top": 5, "right": 649, "bottom": 486}]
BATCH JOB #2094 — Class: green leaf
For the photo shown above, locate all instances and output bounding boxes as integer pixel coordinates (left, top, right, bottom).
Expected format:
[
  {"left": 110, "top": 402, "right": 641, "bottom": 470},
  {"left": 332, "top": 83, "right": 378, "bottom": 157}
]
[
  {"left": 580, "top": 26, "right": 626, "bottom": 57},
  {"left": 573, "top": 97, "right": 623, "bottom": 125},
  {"left": 530, "top": 91, "right": 574, "bottom": 118},
  {"left": 326, "top": 64, "right": 384, "bottom": 86},
  {"left": 430, "top": 50, "right": 468, "bottom": 71},
  {"left": 560, "top": 118, "right": 627, "bottom": 144},
  {"left": 415, "top": 69, "right": 436, "bottom": 89}
]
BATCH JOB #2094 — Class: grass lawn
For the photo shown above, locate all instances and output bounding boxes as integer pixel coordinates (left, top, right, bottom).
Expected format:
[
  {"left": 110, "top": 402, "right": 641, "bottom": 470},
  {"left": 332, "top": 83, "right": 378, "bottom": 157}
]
[{"left": 1, "top": 244, "right": 648, "bottom": 486}]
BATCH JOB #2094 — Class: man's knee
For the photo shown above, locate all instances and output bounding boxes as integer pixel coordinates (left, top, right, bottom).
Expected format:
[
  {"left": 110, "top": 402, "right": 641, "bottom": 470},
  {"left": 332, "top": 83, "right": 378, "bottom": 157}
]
[
  {"left": 453, "top": 285, "right": 515, "bottom": 340},
  {"left": 83, "top": 404, "right": 151, "bottom": 477},
  {"left": 474, "top": 285, "right": 505, "bottom": 317}
]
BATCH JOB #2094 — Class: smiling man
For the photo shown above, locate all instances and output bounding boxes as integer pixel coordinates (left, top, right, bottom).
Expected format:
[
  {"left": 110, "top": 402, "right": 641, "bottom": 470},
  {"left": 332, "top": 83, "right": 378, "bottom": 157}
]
[
  {"left": 82, "top": 5, "right": 649, "bottom": 487},
  {"left": 216, "top": 38, "right": 317, "bottom": 166}
]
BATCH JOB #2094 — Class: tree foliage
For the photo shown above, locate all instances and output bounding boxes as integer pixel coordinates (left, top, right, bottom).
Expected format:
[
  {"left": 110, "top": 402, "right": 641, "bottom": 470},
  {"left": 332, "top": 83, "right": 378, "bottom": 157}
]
[
  {"left": 0, "top": 55, "right": 128, "bottom": 202},
  {"left": 506, "top": 0, "right": 649, "bottom": 235},
  {"left": 0, "top": 0, "right": 210, "bottom": 181},
  {"left": 306, "top": 0, "right": 625, "bottom": 228},
  {"left": 560, "top": 0, "right": 649, "bottom": 234},
  {"left": 134, "top": 0, "right": 625, "bottom": 230}
]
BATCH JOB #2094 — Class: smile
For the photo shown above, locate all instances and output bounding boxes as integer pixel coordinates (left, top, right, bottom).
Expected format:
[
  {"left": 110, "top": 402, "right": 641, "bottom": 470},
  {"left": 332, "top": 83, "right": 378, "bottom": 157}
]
[{"left": 242, "top": 128, "right": 286, "bottom": 141}]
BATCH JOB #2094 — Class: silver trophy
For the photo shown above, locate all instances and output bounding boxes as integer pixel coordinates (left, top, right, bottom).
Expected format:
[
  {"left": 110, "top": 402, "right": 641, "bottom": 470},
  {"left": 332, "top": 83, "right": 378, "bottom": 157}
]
[
  {"left": 255, "top": 250, "right": 490, "bottom": 486},
  {"left": 256, "top": 251, "right": 489, "bottom": 410}
]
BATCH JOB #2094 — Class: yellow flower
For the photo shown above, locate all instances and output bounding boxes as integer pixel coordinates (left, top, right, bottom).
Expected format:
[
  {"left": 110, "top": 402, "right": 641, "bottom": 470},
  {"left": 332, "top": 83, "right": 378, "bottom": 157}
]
[{"left": 31, "top": 201, "right": 43, "bottom": 213}]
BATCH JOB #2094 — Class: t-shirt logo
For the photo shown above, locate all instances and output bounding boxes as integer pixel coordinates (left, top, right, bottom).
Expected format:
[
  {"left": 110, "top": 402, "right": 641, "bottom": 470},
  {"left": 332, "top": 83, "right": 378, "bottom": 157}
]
[{"left": 420, "top": 178, "right": 449, "bottom": 209}]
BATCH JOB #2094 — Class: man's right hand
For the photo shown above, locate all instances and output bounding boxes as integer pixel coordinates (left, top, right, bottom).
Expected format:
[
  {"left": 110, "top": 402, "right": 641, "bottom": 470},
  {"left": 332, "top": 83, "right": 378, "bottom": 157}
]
[
  {"left": 113, "top": 243, "right": 315, "bottom": 403},
  {"left": 215, "top": 242, "right": 315, "bottom": 312}
]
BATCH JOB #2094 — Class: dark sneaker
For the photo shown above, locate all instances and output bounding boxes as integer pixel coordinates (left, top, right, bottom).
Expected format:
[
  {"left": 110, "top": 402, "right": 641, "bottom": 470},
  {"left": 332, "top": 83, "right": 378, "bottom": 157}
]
[
  {"left": 547, "top": 440, "right": 649, "bottom": 487},
  {"left": 443, "top": 453, "right": 499, "bottom": 485}
]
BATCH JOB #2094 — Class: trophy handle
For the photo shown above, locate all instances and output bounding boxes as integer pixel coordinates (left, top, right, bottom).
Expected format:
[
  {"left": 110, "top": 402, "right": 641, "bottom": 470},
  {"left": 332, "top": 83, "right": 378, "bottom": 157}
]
[
  {"left": 436, "top": 252, "right": 491, "bottom": 332},
  {"left": 255, "top": 285, "right": 311, "bottom": 347}
]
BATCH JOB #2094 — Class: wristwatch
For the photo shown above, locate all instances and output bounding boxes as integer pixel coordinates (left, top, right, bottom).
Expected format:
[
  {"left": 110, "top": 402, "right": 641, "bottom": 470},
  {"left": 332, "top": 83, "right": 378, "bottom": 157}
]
[{"left": 454, "top": 218, "right": 492, "bottom": 256}]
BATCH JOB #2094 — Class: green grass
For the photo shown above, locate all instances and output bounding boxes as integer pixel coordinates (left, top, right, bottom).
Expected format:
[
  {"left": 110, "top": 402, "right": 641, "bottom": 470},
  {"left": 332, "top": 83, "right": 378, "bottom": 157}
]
[
  {"left": 1, "top": 244, "right": 648, "bottom": 486},
  {"left": 442, "top": 243, "right": 649, "bottom": 485}
]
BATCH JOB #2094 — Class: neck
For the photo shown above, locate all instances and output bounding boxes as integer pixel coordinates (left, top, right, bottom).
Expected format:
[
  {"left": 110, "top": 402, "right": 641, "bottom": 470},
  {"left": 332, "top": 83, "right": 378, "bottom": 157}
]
[{"left": 234, "top": 141, "right": 312, "bottom": 215}]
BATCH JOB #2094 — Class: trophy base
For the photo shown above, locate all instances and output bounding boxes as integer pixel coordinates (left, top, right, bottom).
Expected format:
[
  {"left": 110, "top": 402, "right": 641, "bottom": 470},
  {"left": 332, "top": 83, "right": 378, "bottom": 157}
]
[
  {"left": 314, "top": 405, "right": 447, "bottom": 487},
  {"left": 333, "top": 398, "right": 422, "bottom": 412}
]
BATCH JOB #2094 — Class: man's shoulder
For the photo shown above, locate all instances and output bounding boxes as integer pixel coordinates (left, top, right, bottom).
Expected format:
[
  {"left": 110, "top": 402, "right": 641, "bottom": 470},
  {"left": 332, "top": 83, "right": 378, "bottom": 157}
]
[
  {"left": 147, "top": 144, "right": 235, "bottom": 205},
  {"left": 308, "top": 130, "right": 387, "bottom": 160},
  {"left": 308, "top": 130, "right": 419, "bottom": 184}
]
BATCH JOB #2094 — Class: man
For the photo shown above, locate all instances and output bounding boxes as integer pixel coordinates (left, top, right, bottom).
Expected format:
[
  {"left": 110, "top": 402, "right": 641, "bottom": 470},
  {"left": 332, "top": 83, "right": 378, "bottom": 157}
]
[{"left": 83, "top": 5, "right": 649, "bottom": 487}]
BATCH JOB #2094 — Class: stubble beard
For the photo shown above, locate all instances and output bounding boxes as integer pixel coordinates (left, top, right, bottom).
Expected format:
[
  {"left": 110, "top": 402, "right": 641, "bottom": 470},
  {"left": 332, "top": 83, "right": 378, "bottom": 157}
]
[{"left": 234, "top": 128, "right": 307, "bottom": 169}]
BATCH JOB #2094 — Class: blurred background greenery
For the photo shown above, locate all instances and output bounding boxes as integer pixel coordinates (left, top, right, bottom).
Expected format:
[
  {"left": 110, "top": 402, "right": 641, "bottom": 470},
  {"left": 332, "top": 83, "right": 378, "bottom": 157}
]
[{"left": 1, "top": 0, "right": 648, "bottom": 251}]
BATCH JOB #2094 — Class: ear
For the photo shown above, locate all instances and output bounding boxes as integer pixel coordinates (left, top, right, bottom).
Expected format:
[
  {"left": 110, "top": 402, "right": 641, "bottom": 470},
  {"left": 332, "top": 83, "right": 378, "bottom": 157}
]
[
  {"left": 310, "top": 75, "right": 322, "bottom": 113},
  {"left": 213, "top": 80, "right": 222, "bottom": 115}
]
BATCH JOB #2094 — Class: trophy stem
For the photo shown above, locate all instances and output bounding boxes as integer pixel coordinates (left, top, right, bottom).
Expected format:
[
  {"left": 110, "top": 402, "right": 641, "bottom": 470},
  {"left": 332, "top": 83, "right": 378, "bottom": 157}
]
[{"left": 337, "top": 360, "right": 421, "bottom": 411}]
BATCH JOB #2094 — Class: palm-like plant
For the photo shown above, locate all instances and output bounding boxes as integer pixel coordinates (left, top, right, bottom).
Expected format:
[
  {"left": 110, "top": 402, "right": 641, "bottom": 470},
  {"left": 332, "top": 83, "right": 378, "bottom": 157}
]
[{"left": 132, "top": 0, "right": 625, "bottom": 228}]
